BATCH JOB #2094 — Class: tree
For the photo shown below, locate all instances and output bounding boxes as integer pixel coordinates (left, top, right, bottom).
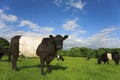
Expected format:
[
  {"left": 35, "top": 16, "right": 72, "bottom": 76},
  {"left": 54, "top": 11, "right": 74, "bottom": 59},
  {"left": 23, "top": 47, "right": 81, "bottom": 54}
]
[
  {"left": 0, "top": 37, "right": 9, "bottom": 48},
  {"left": 57, "top": 50, "right": 70, "bottom": 56},
  {"left": 80, "top": 47, "right": 95, "bottom": 58},
  {"left": 69, "top": 47, "right": 81, "bottom": 57},
  {"left": 0, "top": 37, "right": 9, "bottom": 55}
]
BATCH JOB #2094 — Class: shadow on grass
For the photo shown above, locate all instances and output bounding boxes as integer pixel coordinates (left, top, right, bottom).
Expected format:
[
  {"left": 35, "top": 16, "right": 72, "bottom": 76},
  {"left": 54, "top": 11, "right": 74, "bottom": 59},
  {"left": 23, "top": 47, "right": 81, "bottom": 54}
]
[
  {"left": 0, "top": 59, "right": 23, "bottom": 62},
  {"left": 19, "top": 64, "right": 68, "bottom": 72},
  {"left": 0, "top": 60, "right": 9, "bottom": 62},
  {"left": 19, "top": 64, "right": 40, "bottom": 69},
  {"left": 51, "top": 65, "right": 68, "bottom": 71}
]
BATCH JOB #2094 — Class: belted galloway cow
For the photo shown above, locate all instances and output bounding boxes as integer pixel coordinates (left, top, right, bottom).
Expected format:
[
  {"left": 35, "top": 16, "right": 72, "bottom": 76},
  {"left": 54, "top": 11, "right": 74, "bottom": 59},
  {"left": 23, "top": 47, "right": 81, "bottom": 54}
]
[
  {"left": 9, "top": 34, "right": 68, "bottom": 75},
  {"left": 56, "top": 54, "right": 64, "bottom": 61},
  {"left": 98, "top": 51, "right": 119, "bottom": 65}
]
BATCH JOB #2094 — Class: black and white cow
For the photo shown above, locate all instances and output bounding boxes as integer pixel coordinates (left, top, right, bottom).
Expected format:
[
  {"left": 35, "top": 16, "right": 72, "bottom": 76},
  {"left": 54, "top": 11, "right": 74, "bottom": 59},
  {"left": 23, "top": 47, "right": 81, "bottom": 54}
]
[
  {"left": 9, "top": 35, "right": 68, "bottom": 75},
  {"left": 98, "top": 52, "right": 119, "bottom": 65},
  {"left": 56, "top": 54, "right": 64, "bottom": 61}
]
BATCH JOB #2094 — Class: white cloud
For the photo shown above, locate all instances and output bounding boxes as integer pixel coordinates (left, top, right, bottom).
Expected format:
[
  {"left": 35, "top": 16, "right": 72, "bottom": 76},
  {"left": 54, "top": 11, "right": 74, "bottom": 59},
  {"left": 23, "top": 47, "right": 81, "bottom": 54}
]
[
  {"left": 62, "top": 18, "right": 79, "bottom": 31},
  {"left": 39, "top": 27, "right": 54, "bottom": 33},
  {"left": 53, "top": 0, "right": 63, "bottom": 6},
  {"left": 19, "top": 20, "right": 39, "bottom": 29},
  {"left": 100, "top": 26, "right": 116, "bottom": 34},
  {"left": 68, "top": 0, "right": 86, "bottom": 10},
  {"left": 63, "top": 28, "right": 86, "bottom": 49},
  {"left": 63, "top": 33, "right": 83, "bottom": 49},
  {"left": 64, "top": 26, "right": 120, "bottom": 49},
  {"left": 0, "top": 9, "right": 18, "bottom": 22},
  {"left": 0, "top": 20, "right": 6, "bottom": 29},
  {"left": 0, "top": 9, "right": 4, "bottom": 13},
  {"left": 53, "top": 0, "right": 86, "bottom": 11},
  {"left": 19, "top": 20, "right": 54, "bottom": 33},
  {"left": 0, "top": 9, "right": 54, "bottom": 41},
  {"left": 84, "top": 27, "right": 120, "bottom": 48}
]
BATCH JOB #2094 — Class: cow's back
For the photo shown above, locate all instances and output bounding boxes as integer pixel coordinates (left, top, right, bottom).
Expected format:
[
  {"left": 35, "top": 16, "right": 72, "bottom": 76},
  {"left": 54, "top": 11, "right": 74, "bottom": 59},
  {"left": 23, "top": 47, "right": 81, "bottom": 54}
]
[{"left": 19, "top": 36, "right": 43, "bottom": 57}]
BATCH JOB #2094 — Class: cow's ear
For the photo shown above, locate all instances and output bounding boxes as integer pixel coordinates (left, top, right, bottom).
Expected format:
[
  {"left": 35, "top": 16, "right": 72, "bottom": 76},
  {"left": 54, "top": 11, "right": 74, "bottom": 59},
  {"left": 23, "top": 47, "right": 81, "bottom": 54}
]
[
  {"left": 63, "top": 35, "right": 68, "bottom": 40},
  {"left": 49, "top": 35, "right": 54, "bottom": 38}
]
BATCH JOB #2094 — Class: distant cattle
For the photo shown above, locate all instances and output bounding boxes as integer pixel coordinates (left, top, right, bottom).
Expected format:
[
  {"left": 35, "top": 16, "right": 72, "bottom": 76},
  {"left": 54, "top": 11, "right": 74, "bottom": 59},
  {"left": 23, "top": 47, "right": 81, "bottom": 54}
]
[
  {"left": 9, "top": 34, "right": 68, "bottom": 75},
  {"left": 86, "top": 56, "right": 90, "bottom": 61},
  {"left": 56, "top": 54, "right": 64, "bottom": 61},
  {"left": 0, "top": 37, "right": 9, "bottom": 61},
  {"left": 98, "top": 52, "right": 119, "bottom": 65}
]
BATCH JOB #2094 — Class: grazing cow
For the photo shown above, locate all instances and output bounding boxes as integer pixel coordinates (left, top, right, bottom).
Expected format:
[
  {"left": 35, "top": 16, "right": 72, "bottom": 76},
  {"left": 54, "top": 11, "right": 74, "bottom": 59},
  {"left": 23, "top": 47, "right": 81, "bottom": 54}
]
[
  {"left": 56, "top": 54, "right": 64, "bottom": 61},
  {"left": 98, "top": 52, "right": 119, "bottom": 65},
  {"left": 86, "top": 56, "right": 90, "bottom": 61},
  {"left": 9, "top": 34, "right": 68, "bottom": 75}
]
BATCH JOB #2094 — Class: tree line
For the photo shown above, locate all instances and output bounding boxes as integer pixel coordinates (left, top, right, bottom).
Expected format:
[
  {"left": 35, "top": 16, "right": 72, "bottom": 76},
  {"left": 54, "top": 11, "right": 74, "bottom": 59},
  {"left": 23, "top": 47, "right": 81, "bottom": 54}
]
[
  {"left": 58, "top": 47, "right": 120, "bottom": 58},
  {"left": 0, "top": 37, "right": 9, "bottom": 49}
]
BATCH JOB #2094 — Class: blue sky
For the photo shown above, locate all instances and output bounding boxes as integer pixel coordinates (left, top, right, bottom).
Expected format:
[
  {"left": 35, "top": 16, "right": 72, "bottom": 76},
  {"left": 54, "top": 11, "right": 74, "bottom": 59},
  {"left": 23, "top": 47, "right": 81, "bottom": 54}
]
[{"left": 0, "top": 0, "right": 120, "bottom": 49}]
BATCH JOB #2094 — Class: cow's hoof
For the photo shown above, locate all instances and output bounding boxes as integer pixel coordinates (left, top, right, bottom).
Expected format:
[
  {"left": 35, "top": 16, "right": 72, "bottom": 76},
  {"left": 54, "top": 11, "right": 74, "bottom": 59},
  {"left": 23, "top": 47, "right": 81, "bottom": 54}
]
[
  {"left": 16, "top": 68, "right": 20, "bottom": 71},
  {"left": 12, "top": 68, "right": 20, "bottom": 71}
]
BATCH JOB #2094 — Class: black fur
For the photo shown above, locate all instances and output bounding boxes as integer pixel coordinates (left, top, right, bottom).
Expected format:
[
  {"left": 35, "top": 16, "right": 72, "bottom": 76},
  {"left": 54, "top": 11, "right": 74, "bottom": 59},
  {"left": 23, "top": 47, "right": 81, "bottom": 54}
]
[{"left": 36, "top": 35, "right": 68, "bottom": 75}]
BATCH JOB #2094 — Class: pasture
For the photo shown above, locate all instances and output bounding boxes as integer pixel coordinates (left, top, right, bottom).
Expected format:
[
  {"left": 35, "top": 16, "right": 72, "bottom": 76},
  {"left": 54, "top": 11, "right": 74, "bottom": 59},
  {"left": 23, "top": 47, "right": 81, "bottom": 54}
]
[{"left": 0, "top": 56, "right": 120, "bottom": 80}]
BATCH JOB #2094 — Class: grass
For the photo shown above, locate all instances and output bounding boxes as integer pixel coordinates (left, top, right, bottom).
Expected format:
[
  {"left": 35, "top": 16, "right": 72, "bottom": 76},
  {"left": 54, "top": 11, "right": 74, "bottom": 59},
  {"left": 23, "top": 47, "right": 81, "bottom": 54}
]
[{"left": 0, "top": 56, "right": 120, "bottom": 80}]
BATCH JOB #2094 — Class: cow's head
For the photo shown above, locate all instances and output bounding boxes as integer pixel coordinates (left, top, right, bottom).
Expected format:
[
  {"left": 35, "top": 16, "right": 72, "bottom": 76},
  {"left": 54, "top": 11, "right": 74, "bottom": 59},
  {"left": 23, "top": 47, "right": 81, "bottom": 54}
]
[{"left": 49, "top": 35, "right": 68, "bottom": 50}]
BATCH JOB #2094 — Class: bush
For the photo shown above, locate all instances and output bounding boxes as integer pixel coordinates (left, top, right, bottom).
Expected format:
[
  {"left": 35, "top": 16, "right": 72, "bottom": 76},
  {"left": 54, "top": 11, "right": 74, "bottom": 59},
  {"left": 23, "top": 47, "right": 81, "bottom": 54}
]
[{"left": 0, "top": 37, "right": 9, "bottom": 55}]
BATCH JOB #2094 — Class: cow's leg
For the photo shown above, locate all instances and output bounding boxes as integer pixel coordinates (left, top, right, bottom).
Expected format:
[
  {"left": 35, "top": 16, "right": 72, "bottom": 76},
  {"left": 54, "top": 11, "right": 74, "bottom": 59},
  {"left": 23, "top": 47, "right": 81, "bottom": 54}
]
[
  {"left": 107, "top": 60, "right": 109, "bottom": 64},
  {"left": 46, "top": 61, "right": 51, "bottom": 73},
  {"left": 40, "top": 57, "right": 45, "bottom": 75},
  {"left": 12, "top": 52, "right": 19, "bottom": 70},
  {"left": 114, "top": 60, "right": 119, "bottom": 66},
  {"left": 103, "top": 61, "right": 105, "bottom": 64},
  {"left": 116, "top": 60, "right": 119, "bottom": 65},
  {"left": 46, "top": 57, "right": 54, "bottom": 73}
]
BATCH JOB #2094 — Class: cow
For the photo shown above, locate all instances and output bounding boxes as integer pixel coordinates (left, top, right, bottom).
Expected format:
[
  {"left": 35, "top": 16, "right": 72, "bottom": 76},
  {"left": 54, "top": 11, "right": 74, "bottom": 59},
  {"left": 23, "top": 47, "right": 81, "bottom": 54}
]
[
  {"left": 9, "top": 34, "right": 68, "bottom": 75},
  {"left": 98, "top": 51, "right": 119, "bottom": 65},
  {"left": 86, "top": 56, "right": 90, "bottom": 61},
  {"left": 56, "top": 54, "right": 64, "bottom": 61}
]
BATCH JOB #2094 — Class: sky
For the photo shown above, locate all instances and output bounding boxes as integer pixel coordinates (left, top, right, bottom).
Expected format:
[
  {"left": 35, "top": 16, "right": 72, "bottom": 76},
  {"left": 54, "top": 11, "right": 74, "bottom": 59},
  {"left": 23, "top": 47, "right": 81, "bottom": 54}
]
[{"left": 0, "top": 0, "right": 120, "bottom": 49}]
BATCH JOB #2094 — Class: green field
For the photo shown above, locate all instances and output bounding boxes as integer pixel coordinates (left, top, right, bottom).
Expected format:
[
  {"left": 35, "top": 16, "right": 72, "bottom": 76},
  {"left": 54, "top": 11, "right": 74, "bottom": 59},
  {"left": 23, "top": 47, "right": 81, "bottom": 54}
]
[{"left": 0, "top": 56, "right": 120, "bottom": 80}]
